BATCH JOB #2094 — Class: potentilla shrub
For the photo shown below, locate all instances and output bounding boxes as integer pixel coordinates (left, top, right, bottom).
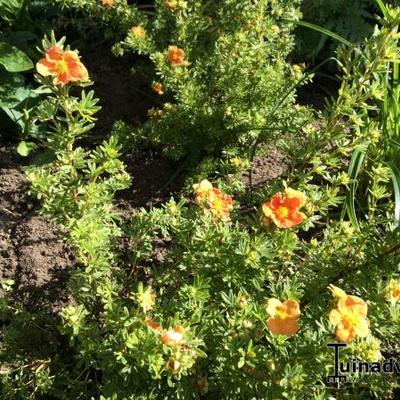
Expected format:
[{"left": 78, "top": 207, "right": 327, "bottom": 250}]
[
  {"left": 117, "top": 0, "right": 310, "bottom": 159},
  {"left": 56, "top": 0, "right": 144, "bottom": 36},
  {"left": 59, "top": 181, "right": 400, "bottom": 399}
]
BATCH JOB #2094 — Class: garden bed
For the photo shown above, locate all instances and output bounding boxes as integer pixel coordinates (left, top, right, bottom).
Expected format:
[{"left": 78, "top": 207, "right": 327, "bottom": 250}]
[{"left": 1, "top": 1, "right": 400, "bottom": 399}]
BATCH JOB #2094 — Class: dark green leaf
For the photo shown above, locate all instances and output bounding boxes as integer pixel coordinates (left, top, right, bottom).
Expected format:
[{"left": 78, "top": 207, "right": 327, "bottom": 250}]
[
  {"left": 0, "top": 42, "right": 33, "bottom": 72},
  {"left": 0, "top": 70, "right": 32, "bottom": 108}
]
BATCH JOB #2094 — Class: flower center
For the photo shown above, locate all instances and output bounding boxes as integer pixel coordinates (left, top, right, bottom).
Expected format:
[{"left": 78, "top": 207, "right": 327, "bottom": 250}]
[
  {"left": 212, "top": 197, "right": 224, "bottom": 210},
  {"left": 275, "top": 306, "right": 288, "bottom": 319},
  {"left": 343, "top": 311, "right": 361, "bottom": 327},
  {"left": 55, "top": 58, "right": 69, "bottom": 75},
  {"left": 277, "top": 206, "right": 289, "bottom": 218}
]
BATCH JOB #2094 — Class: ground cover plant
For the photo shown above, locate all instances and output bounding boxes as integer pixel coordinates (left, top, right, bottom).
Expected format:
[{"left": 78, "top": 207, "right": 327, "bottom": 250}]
[{"left": 1, "top": 0, "right": 400, "bottom": 399}]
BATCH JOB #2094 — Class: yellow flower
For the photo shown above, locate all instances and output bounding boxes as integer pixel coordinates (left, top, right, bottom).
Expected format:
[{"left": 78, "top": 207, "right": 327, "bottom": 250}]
[
  {"left": 206, "top": 188, "right": 233, "bottom": 220},
  {"left": 36, "top": 46, "right": 88, "bottom": 85},
  {"left": 131, "top": 25, "right": 146, "bottom": 38},
  {"left": 165, "top": 0, "right": 178, "bottom": 8},
  {"left": 386, "top": 279, "right": 400, "bottom": 306},
  {"left": 262, "top": 188, "right": 307, "bottom": 229},
  {"left": 328, "top": 286, "right": 369, "bottom": 343},
  {"left": 193, "top": 179, "right": 233, "bottom": 220},
  {"left": 230, "top": 157, "right": 249, "bottom": 171},
  {"left": 138, "top": 286, "right": 156, "bottom": 313},
  {"left": 101, "top": 0, "right": 114, "bottom": 7},
  {"left": 193, "top": 179, "right": 213, "bottom": 204}
]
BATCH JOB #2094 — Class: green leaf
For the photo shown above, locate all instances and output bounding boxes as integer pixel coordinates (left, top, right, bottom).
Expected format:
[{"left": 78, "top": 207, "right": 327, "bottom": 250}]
[
  {"left": 0, "top": 70, "right": 32, "bottom": 108},
  {"left": 0, "top": 42, "right": 33, "bottom": 72},
  {"left": 17, "top": 140, "right": 36, "bottom": 156}
]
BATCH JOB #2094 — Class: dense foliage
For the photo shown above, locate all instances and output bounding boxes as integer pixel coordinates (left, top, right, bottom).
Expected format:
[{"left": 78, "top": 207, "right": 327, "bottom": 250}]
[{"left": 1, "top": 1, "right": 400, "bottom": 399}]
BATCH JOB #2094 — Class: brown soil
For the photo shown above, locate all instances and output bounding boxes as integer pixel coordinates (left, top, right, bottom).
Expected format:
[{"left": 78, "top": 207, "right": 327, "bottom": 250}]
[
  {"left": 0, "top": 147, "right": 75, "bottom": 310},
  {"left": 82, "top": 43, "right": 155, "bottom": 141},
  {"left": 116, "top": 150, "right": 182, "bottom": 216},
  {"left": 241, "top": 149, "right": 290, "bottom": 188}
]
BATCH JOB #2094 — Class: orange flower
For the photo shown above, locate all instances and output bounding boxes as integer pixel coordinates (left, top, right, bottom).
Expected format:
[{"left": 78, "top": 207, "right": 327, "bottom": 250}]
[
  {"left": 167, "top": 46, "right": 185, "bottom": 67},
  {"left": 152, "top": 82, "right": 164, "bottom": 95},
  {"left": 262, "top": 187, "right": 306, "bottom": 229},
  {"left": 328, "top": 286, "right": 369, "bottom": 343},
  {"left": 36, "top": 46, "right": 88, "bottom": 85},
  {"left": 193, "top": 179, "right": 233, "bottom": 219},
  {"left": 161, "top": 326, "right": 185, "bottom": 346},
  {"left": 193, "top": 179, "right": 213, "bottom": 204},
  {"left": 145, "top": 317, "right": 160, "bottom": 331},
  {"left": 102, "top": 0, "right": 114, "bottom": 6},
  {"left": 131, "top": 25, "right": 146, "bottom": 38},
  {"left": 266, "top": 298, "right": 300, "bottom": 336},
  {"left": 386, "top": 279, "right": 400, "bottom": 306},
  {"left": 207, "top": 188, "right": 233, "bottom": 220}
]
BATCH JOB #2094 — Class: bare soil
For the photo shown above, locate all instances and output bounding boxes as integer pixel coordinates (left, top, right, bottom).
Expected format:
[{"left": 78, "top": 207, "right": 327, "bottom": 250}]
[
  {"left": 241, "top": 150, "right": 290, "bottom": 188},
  {"left": 0, "top": 148, "right": 75, "bottom": 310},
  {"left": 82, "top": 43, "right": 155, "bottom": 141}
]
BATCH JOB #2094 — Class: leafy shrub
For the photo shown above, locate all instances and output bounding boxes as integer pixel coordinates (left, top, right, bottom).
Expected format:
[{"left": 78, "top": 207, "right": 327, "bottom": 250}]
[
  {"left": 122, "top": 0, "right": 311, "bottom": 160},
  {"left": 59, "top": 0, "right": 312, "bottom": 160}
]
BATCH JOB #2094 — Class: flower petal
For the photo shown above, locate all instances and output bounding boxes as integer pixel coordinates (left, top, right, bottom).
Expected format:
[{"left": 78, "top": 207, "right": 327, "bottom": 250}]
[
  {"left": 338, "top": 295, "right": 367, "bottom": 316},
  {"left": 265, "top": 298, "right": 282, "bottom": 316},
  {"left": 354, "top": 317, "right": 370, "bottom": 338},
  {"left": 329, "top": 309, "right": 342, "bottom": 326},
  {"left": 45, "top": 46, "right": 64, "bottom": 61},
  {"left": 267, "top": 317, "right": 299, "bottom": 336},
  {"left": 282, "top": 299, "right": 300, "bottom": 319},
  {"left": 287, "top": 210, "right": 304, "bottom": 226},
  {"left": 53, "top": 72, "right": 70, "bottom": 85},
  {"left": 335, "top": 323, "right": 355, "bottom": 343},
  {"left": 284, "top": 196, "right": 302, "bottom": 210},
  {"left": 284, "top": 187, "right": 307, "bottom": 207},
  {"left": 36, "top": 58, "right": 54, "bottom": 77},
  {"left": 270, "top": 193, "right": 283, "bottom": 209}
]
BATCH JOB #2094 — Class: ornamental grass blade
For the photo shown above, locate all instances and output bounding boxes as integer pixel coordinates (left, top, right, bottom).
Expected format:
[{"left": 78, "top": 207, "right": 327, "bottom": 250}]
[
  {"left": 375, "top": 0, "right": 388, "bottom": 18},
  {"left": 388, "top": 163, "right": 400, "bottom": 225},
  {"left": 292, "top": 21, "right": 352, "bottom": 48},
  {"left": 342, "top": 147, "right": 366, "bottom": 230}
]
